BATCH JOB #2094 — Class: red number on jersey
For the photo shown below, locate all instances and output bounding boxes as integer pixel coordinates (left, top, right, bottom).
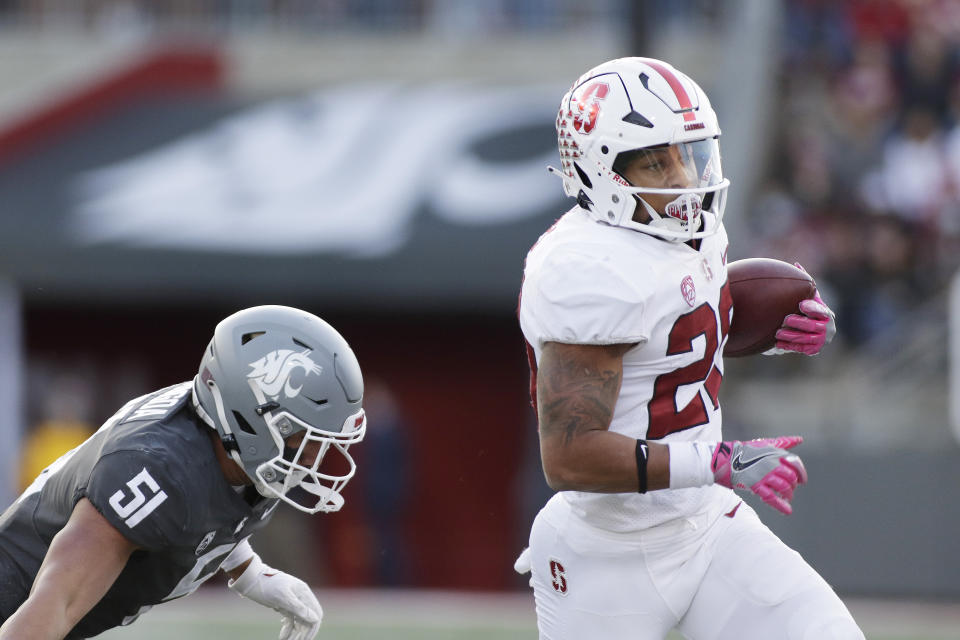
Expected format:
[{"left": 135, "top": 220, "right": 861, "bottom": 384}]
[{"left": 648, "top": 281, "right": 731, "bottom": 439}]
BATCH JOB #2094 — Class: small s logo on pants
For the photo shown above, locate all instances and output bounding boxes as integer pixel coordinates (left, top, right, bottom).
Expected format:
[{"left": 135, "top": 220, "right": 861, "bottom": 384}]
[{"left": 549, "top": 559, "right": 568, "bottom": 595}]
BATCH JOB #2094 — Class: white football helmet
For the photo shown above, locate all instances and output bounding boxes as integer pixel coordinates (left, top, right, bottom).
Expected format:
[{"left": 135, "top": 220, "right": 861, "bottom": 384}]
[{"left": 553, "top": 57, "right": 729, "bottom": 242}]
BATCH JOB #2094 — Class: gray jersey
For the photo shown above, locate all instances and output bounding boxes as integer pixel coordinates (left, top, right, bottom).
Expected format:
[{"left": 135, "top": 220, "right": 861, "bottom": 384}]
[{"left": 0, "top": 382, "right": 280, "bottom": 638}]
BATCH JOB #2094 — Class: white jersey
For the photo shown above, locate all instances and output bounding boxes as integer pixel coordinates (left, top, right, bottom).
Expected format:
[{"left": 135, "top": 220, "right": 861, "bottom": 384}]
[{"left": 519, "top": 207, "right": 732, "bottom": 532}]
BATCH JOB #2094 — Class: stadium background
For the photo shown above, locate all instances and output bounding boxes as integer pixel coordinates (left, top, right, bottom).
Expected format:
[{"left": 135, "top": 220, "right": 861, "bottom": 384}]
[{"left": 2, "top": 0, "right": 960, "bottom": 637}]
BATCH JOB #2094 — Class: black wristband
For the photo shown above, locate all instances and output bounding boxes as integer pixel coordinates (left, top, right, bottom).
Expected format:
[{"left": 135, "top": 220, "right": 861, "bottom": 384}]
[{"left": 635, "top": 439, "right": 649, "bottom": 494}]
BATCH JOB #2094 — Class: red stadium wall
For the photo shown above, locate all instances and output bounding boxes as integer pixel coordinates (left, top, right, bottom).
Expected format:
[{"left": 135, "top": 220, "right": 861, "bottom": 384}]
[{"left": 330, "top": 314, "right": 532, "bottom": 590}]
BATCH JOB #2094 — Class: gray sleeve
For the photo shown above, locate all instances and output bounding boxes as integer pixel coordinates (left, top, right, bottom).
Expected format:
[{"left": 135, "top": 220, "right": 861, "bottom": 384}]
[{"left": 82, "top": 451, "right": 187, "bottom": 552}]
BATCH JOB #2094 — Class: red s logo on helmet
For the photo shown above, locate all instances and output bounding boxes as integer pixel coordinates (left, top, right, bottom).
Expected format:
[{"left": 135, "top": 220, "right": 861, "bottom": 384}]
[{"left": 571, "top": 82, "right": 609, "bottom": 135}]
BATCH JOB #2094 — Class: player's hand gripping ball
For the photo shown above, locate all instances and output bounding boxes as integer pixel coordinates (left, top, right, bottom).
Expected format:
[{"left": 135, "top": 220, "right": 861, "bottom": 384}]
[{"left": 724, "top": 258, "right": 829, "bottom": 357}]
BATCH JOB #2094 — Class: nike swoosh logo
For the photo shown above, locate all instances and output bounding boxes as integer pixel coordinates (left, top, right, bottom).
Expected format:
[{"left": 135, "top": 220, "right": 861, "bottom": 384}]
[{"left": 731, "top": 450, "right": 777, "bottom": 472}]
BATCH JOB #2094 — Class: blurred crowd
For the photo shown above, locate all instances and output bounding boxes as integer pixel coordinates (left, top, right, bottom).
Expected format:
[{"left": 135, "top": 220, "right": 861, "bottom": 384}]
[
  {"left": 3, "top": 0, "right": 953, "bottom": 351},
  {"left": 0, "top": 0, "right": 626, "bottom": 34},
  {"left": 750, "top": 0, "right": 960, "bottom": 349}
]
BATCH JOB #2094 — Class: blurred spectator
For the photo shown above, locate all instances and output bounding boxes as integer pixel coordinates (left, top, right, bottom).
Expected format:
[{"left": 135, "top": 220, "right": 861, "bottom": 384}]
[
  {"left": 782, "top": 0, "right": 852, "bottom": 72},
  {"left": 892, "top": 11, "right": 959, "bottom": 119},
  {"left": 316, "top": 378, "right": 413, "bottom": 587},
  {"left": 941, "top": 79, "right": 960, "bottom": 238},
  {"left": 847, "top": 0, "right": 911, "bottom": 48},
  {"left": 828, "top": 37, "right": 898, "bottom": 195},
  {"left": 19, "top": 368, "right": 95, "bottom": 490},
  {"left": 834, "top": 212, "right": 926, "bottom": 345},
  {"left": 356, "top": 379, "right": 412, "bottom": 586},
  {"left": 865, "top": 213, "right": 924, "bottom": 297},
  {"left": 864, "top": 105, "right": 949, "bottom": 225}
]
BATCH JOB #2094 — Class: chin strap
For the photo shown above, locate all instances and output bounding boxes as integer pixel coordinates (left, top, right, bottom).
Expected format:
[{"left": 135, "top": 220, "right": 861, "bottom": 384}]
[
  {"left": 190, "top": 380, "right": 216, "bottom": 428},
  {"left": 637, "top": 194, "right": 703, "bottom": 242},
  {"left": 192, "top": 379, "right": 247, "bottom": 470}
]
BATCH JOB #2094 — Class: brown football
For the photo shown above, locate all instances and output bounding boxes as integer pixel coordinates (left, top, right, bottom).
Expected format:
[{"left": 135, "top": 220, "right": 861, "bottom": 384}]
[{"left": 725, "top": 258, "right": 816, "bottom": 357}]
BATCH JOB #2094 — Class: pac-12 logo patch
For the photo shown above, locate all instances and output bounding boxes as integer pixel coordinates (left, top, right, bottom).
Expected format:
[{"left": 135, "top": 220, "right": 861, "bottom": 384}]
[
  {"left": 549, "top": 559, "right": 568, "bottom": 595},
  {"left": 247, "top": 349, "right": 322, "bottom": 399},
  {"left": 681, "top": 275, "right": 696, "bottom": 307}
]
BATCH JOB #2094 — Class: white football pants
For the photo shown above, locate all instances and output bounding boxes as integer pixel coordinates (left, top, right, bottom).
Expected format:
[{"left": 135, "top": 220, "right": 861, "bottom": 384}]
[{"left": 524, "top": 492, "right": 864, "bottom": 640}]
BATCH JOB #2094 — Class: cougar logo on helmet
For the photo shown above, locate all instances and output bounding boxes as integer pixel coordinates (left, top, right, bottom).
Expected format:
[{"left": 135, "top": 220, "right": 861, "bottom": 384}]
[
  {"left": 571, "top": 82, "right": 609, "bottom": 135},
  {"left": 248, "top": 349, "right": 322, "bottom": 399}
]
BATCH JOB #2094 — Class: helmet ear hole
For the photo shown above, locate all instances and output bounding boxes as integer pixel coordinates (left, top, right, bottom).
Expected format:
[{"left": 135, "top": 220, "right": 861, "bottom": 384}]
[
  {"left": 574, "top": 163, "right": 592, "bottom": 189},
  {"left": 233, "top": 410, "right": 258, "bottom": 435}
]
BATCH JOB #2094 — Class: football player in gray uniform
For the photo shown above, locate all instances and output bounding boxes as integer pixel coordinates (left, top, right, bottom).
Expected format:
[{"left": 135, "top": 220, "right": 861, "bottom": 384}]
[{"left": 0, "top": 305, "right": 366, "bottom": 640}]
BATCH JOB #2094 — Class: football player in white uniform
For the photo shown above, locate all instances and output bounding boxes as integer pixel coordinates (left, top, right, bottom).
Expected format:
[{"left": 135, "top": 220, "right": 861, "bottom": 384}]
[{"left": 516, "top": 58, "right": 863, "bottom": 639}]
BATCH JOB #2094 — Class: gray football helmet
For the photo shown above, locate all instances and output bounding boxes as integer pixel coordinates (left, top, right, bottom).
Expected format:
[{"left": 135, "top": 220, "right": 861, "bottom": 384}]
[{"left": 192, "top": 305, "right": 366, "bottom": 514}]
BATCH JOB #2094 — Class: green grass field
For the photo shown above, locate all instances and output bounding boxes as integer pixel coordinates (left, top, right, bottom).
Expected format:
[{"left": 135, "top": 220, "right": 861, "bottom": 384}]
[{"left": 97, "top": 590, "right": 960, "bottom": 640}]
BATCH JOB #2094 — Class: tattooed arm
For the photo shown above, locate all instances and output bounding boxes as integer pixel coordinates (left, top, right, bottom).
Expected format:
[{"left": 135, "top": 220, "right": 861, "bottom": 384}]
[{"left": 537, "top": 341, "right": 671, "bottom": 493}]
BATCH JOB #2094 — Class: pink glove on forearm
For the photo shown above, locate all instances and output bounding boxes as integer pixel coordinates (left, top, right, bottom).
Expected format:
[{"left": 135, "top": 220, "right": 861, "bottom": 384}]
[
  {"left": 711, "top": 436, "right": 808, "bottom": 515},
  {"left": 766, "top": 264, "right": 836, "bottom": 356}
]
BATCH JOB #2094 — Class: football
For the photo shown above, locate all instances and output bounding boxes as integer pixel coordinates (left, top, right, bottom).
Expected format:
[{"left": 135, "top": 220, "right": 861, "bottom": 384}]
[{"left": 724, "top": 258, "right": 816, "bottom": 357}]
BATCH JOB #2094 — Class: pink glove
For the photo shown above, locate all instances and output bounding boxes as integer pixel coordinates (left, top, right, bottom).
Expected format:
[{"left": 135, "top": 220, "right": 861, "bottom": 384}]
[
  {"left": 765, "top": 264, "right": 836, "bottom": 356},
  {"left": 711, "top": 436, "right": 808, "bottom": 515}
]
